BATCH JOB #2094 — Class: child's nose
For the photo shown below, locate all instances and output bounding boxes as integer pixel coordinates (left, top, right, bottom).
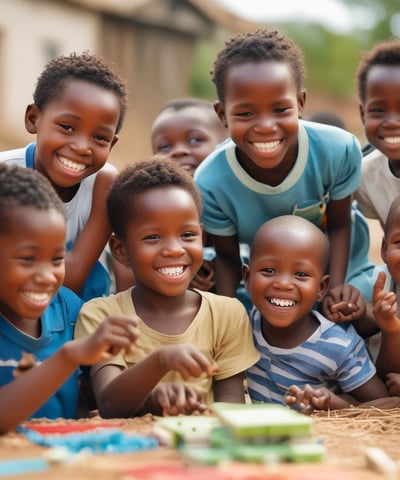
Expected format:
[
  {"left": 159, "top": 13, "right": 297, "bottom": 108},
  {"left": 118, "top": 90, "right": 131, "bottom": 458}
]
[
  {"left": 33, "top": 265, "right": 58, "bottom": 284},
  {"left": 71, "top": 136, "right": 91, "bottom": 154},
  {"left": 170, "top": 143, "right": 190, "bottom": 157},
  {"left": 273, "top": 273, "right": 293, "bottom": 289},
  {"left": 254, "top": 115, "right": 277, "bottom": 132},
  {"left": 162, "top": 238, "right": 185, "bottom": 256}
]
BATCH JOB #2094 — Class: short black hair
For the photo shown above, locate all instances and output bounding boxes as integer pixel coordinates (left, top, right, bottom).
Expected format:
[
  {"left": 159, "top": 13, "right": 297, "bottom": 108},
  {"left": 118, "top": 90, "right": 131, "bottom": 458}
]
[
  {"left": 33, "top": 51, "right": 128, "bottom": 133},
  {"left": 212, "top": 29, "right": 306, "bottom": 104},
  {"left": 107, "top": 157, "right": 203, "bottom": 238},
  {"left": 356, "top": 39, "right": 400, "bottom": 104},
  {"left": 0, "top": 163, "right": 65, "bottom": 233}
]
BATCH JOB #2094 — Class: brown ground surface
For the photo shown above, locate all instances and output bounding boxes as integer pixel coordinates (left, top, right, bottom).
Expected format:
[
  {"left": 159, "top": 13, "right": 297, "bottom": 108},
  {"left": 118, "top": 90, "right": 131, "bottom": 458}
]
[{"left": 0, "top": 407, "right": 398, "bottom": 479}]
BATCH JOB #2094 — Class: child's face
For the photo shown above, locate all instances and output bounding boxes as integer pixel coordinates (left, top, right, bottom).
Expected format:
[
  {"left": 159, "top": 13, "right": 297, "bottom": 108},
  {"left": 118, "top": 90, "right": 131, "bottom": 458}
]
[
  {"left": 215, "top": 61, "right": 304, "bottom": 173},
  {"left": 361, "top": 65, "right": 400, "bottom": 162},
  {"left": 112, "top": 186, "right": 203, "bottom": 297},
  {"left": 25, "top": 79, "right": 120, "bottom": 188},
  {"left": 151, "top": 107, "right": 227, "bottom": 176},
  {"left": 0, "top": 206, "right": 66, "bottom": 334},
  {"left": 243, "top": 223, "right": 328, "bottom": 328},
  {"left": 381, "top": 208, "right": 400, "bottom": 284}
]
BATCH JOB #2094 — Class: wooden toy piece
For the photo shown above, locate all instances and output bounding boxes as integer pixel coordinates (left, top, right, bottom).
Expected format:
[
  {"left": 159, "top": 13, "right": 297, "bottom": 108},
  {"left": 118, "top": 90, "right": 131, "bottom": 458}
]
[{"left": 211, "top": 402, "right": 313, "bottom": 440}]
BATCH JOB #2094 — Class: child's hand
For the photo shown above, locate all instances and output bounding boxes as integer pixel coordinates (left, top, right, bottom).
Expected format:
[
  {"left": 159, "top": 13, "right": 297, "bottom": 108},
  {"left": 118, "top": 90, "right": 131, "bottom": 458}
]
[
  {"left": 372, "top": 271, "right": 400, "bottom": 333},
  {"left": 285, "top": 384, "right": 331, "bottom": 413},
  {"left": 158, "top": 344, "right": 218, "bottom": 380},
  {"left": 385, "top": 373, "right": 400, "bottom": 396},
  {"left": 190, "top": 259, "right": 215, "bottom": 291},
  {"left": 322, "top": 284, "right": 366, "bottom": 323},
  {"left": 66, "top": 316, "right": 139, "bottom": 365},
  {"left": 151, "top": 382, "right": 208, "bottom": 416}
]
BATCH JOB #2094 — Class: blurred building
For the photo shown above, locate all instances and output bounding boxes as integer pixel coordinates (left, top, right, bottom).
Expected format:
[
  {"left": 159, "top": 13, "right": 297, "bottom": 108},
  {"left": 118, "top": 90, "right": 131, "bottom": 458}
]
[{"left": 0, "top": 0, "right": 259, "bottom": 167}]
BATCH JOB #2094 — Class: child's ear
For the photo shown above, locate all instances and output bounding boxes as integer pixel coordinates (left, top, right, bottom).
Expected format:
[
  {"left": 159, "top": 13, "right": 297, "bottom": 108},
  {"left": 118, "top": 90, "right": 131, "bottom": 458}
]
[
  {"left": 242, "top": 264, "right": 251, "bottom": 292},
  {"left": 381, "top": 236, "right": 388, "bottom": 264},
  {"left": 110, "top": 135, "right": 119, "bottom": 150},
  {"left": 298, "top": 90, "right": 306, "bottom": 116},
  {"left": 316, "top": 274, "right": 330, "bottom": 302},
  {"left": 214, "top": 101, "right": 228, "bottom": 128},
  {"left": 109, "top": 234, "right": 130, "bottom": 267},
  {"left": 25, "top": 104, "right": 40, "bottom": 134}
]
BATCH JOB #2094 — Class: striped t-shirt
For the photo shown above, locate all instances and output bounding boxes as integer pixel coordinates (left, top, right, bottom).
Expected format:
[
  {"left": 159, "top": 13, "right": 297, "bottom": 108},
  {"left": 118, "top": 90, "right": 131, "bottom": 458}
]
[{"left": 246, "top": 309, "right": 375, "bottom": 405}]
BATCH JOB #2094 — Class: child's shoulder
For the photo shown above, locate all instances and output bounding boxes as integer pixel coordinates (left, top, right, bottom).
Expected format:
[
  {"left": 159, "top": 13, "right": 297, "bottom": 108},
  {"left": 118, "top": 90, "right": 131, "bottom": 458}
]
[
  {"left": 0, "top": 145, "right": 29, "bottom": 164},
  {"left": 197, "top": 290, "right": 247, "bottom": 314}
]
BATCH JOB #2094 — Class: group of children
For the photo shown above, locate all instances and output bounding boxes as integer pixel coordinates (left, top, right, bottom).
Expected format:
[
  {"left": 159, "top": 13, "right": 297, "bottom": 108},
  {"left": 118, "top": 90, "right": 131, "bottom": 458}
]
[{"left": 1, "top": 28, "right": 400, "bottom": 433}]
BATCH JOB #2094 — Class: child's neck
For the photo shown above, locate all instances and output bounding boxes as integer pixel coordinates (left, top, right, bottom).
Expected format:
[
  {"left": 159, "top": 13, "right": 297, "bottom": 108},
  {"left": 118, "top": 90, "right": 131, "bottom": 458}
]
[
  {"left": 131, "top": 287, "right": 201, "bottom": 335},
  {"left": 53, "top": 183, "right": 80, "bottom": 203},
  {"left": 388, "top": 159, "right": 400, "bottom": 179},
  {"left": 236, "top": 145, "right": 298, "bottom": 187}
]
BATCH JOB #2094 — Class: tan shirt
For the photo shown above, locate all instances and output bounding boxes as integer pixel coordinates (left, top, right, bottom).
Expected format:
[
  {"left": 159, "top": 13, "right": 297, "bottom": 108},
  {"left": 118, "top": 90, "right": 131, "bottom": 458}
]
[{"left": 75, "top": 289, "right": 260, "bottom": 405}]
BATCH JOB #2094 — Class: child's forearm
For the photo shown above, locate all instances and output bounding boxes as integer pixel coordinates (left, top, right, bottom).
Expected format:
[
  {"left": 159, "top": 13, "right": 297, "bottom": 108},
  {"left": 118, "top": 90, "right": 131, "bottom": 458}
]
[
  {"left": 96, "top": 351, "right": 170, "bottom": 418},
  {"left": 0, "top": 345, "right": 78, "bottom": 434},
  {"left": 376, "top": 330, "right": 400, "bottom": 378}
]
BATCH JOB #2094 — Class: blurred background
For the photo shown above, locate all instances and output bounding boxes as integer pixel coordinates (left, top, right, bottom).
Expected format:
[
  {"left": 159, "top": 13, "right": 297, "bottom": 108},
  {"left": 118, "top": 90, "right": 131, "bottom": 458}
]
[{"left": 0, "top": 0, "right": 396, "bottom": 261}]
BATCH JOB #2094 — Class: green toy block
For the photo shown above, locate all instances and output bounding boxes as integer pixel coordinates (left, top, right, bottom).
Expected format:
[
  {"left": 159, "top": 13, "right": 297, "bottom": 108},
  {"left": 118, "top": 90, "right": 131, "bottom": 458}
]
[{"left": 211, "top": 402, "right": 313, "bottom": 439}]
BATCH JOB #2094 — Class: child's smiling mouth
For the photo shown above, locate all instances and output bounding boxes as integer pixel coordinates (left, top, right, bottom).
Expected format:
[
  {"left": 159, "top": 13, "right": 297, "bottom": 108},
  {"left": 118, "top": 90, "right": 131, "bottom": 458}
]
[
  {"left": 268, "top": 297, "right": 296, "bottom": 307},
  {"left": 58, "top": 155, "right": 87, "bottom": 172}
]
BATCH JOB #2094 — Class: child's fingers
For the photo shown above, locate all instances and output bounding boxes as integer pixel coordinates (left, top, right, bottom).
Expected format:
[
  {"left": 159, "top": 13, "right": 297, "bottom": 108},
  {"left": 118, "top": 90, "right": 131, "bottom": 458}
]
[{"left": 373, "top": 271, "right": 387, "bottom": 303}]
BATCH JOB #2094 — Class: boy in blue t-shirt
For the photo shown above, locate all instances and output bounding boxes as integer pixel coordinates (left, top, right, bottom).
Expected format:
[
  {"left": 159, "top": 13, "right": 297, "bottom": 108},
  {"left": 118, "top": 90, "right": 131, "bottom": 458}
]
[{"left": 0, "top": 163, "right": 138, "bottom": 433}]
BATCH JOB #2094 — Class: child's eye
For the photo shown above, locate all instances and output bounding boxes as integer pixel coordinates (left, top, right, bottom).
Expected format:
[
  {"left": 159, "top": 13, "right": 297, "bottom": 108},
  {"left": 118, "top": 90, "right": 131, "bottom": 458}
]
[
  {"left": 18, "top": 256, "right": 35, "bottom": 264},
  {"left": 52, "top": 257, "right": 65, "bottom": 266},
  {"left": 236, "top": 111, "right": 253, "bottom": 118},
  {"left": 188, "top": 136, "right": 203, "bottom": 145},
  {"left": 275, "top": 107, "right": 291, "bottom": 114},
  {"left": 93, "top": 134, "right": 112, "bottom": 144},
  {"left": 143, "top": 234, "right": 160, "bottom": 241},
  {"left": 295, "top": 271, "right": 309, "bottom": 278},
  {"left": 182, "top": 231, "right": 198, "bottom": 239},
  {"left": 59, "top": 123, "right": 73, "bottom": 132},
  {"left": 157, "top": 144, "right": 171, "bottom": 153},
  {"left": 261, "top": 267, "right": 275, "bottom": 275}
]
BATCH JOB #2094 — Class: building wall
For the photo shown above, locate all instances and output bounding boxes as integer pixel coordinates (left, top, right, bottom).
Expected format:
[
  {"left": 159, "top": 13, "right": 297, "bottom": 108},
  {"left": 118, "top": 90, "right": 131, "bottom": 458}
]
[{"left": 0, "top": 0, "right": 100, "bottom": 148}]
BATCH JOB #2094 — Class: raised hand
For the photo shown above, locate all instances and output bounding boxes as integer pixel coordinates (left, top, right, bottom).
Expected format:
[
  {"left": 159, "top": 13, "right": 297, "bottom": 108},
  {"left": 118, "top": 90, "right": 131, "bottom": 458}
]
[{"left": 372, "top": 271, "right": 400, "bottom": 333}]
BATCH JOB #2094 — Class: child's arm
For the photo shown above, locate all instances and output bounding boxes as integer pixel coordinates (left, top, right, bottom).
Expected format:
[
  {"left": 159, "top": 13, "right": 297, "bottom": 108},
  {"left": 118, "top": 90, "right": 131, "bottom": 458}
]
[
  {"left": 64, "top": 163, "right": 118, "bottom": 294},
  {"left": 213, "top": 372, "right": 246, "bottom": 403},
  {"left": 373, "top": 271, "right": 400, "bottom": 377},
  {"left": 92, "top": 343, "right": 217, "bottom": 418},
  {"left": 325, "top": 196, "right": 352, "bottom": 288},
  {"left": 211, "top": 234, "right": 242, "bottom": 296},
  {"left": 0, "top": 316, "right": 138, "bottom": 434}
]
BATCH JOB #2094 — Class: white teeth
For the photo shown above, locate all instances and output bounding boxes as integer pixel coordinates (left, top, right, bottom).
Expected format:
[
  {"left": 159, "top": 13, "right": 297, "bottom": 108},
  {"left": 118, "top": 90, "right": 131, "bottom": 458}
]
[
  {"left": 23, "top": 291, "right": 51, "bottom": 302},
  {"left": 158, "top": 266, "right": 184, "bottom": 277},
  {"left": 384, "top": 137, "right": 400, "bottom": 145},
  {"left": 59, "top": 156, "right": 86, "bottom": 171},
  {"left": 253, "top": 141, "right": 280, "bottom": 152},
  {"left": 269, "top": 298, "right": 295, "bottom": 307}
]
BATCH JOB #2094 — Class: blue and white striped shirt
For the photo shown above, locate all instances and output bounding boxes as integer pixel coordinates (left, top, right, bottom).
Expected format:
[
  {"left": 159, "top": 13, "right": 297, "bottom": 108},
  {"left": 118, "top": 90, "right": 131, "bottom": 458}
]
[{"left": 246, "top": 309, "right": 376, "bottom": 405}]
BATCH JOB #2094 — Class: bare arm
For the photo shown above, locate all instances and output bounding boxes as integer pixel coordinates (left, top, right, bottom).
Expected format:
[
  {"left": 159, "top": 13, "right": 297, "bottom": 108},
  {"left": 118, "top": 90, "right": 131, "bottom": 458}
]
[
  {"left": 210, "top": 233, "right": 242, "bottom": 297},
  {"left": 92, "top": 344, "right": 216, "bottom": 418},
  {"left": 64, "top": 164, "right": 118, "bottom": 294},
  {"left": 0, "top": 316, "right": 138, "bottom": 434},
  {"left": 326, "top": 196, "right": 352, "bottom": 288},
  {"left": 213, "top": 372, "right": 246, "bottom": 403}
]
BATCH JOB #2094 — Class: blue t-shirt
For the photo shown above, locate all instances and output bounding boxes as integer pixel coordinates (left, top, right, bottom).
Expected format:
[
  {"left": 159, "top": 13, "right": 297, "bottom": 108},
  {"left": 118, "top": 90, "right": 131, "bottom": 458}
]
[
  {"left": 246, "top": 308, "right": 376, "bottom": 405},
  {"left": 195, "top": 120, "right": 377, "bottom": 301},
  {"left": 0, "top": 286, "right": 83, "bottom": 419}
]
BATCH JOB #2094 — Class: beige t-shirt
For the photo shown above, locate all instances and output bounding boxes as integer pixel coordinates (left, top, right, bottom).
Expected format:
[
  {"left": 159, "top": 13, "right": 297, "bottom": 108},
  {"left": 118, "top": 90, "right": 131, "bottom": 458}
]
[{"left": 75, "top": 289, "right": 260, "bottom": 405}]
